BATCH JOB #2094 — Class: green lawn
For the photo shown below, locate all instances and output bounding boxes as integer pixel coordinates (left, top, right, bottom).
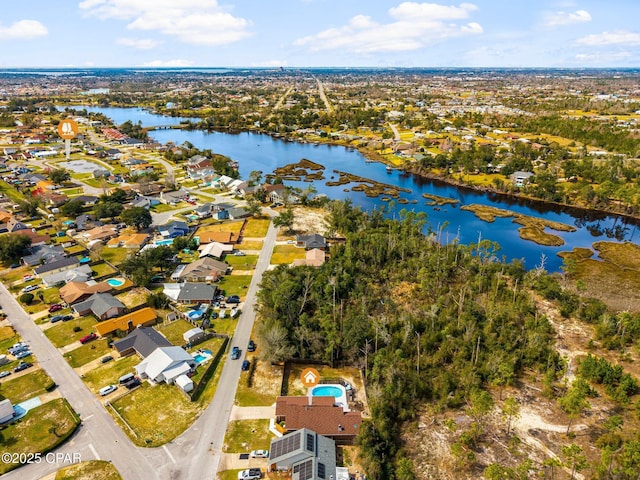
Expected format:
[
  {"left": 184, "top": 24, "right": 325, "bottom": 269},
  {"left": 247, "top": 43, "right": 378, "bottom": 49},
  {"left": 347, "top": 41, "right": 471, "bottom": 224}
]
[
  {"left": 0, "top": 399, "right": 80, "bottom": 475},
  {"left": 243, "top": 218, "right": 270, "bottom": 237},
  {"left": 81, "top": 355, "right": 139, "bottom": 393},
  {"left": 210, "top": 317, "right": 236, "bottom": 335},
  {"left": 270, "top": 244, "right": 306, "bottom": 264},
  {"left": 222, "top": 419, "right": 273, "bottom": 453},
  {"left": 63, "top": 339, "right": 111, "bottom": 368},
  {"left": 55, "top": 460, "right": 123, "bottom": 480},
  {"left": 91, "top": 262, "right": 117, "bottom": 278},
  {"left": 217, "top": 470, "right": 243, "bottom": 480},
  {"left": 110, "top": 383, "right": 200, "bottom": 447},
  {"left": 223, "top": 254, "right": 258, "bottom": 269},
  {"left": 45, "top": 316, "right": 98, "bottom": 348},
  {"left": 0, "top": 325, "right": 19, "bottom": 352},
  {"left": 100, "top": 247, "right": 132, "bottom": 266},
  {"left": 0, "top": 369, "right": 55, "bottom": 404},
  {"left": 157, "top": 319, "right": 193, "bottom": 346},
  {"left": 215, "top": 275, "right": 252, "bottom": 297}
]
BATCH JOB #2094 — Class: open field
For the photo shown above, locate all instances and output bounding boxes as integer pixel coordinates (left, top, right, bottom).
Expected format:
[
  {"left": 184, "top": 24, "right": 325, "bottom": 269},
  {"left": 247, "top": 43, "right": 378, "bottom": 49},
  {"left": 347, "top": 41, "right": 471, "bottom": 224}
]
[
  {"left": 64, "top": 339, "right": 111, "bottom": 368},
  {"left": 243, "top": 218, "right": 270, "bottom": 237},
  {"left": 222, "top": 419, "right": 273, "bottom": 453},
  {"left": 216, "top": 275, "right": 252, "bottom": 297},
  {"left": 45, "top": 316, "right": 97, "bottom": 348},
  {"left": 0, "top": 369, "right": 55, "bottom": 404},
  {"left": 270, "top": 244, "right": 306, "bottom": 264},
  {"left": 81, "top": 355, "right": 139, "bottom": 393},
  {"left": 55, "top": 460, "right": 122, "bottom": 480}
]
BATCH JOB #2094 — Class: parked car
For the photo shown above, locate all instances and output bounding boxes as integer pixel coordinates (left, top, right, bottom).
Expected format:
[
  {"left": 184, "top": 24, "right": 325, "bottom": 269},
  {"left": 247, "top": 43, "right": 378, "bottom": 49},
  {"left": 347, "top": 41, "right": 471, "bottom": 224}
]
[
  {"left": 249, "top": 450, "right": 269, "bottom": 458},
  {"left": 79, "top": 333, "right": 97, "bottom": 344},
  {"left": 226, "top": 295, "right": 240, "bottom": 304},
  {"left": 14, "top": 362, "right": 33, "bottom": 373},
  {"left": 241, "top": 360, "right": 250, "bottom": 371},
  {"left": 50, "top": 315, "right": 64, "bottom": 323},
  {"left": 247, "top": 340, "right": 256, "bottom": 352},
  {"left": 61, "top": 315, "right": 74, "bottom": 321},
  {"left": 238, "top": 468, "right": 261, "bottom": 480},
  {"left": 21, "top": 285, "right": 40, "bottom": 293},
  {"left": 124, "top": 377, "right": 141, "bottom": 389},
  {"left": 99, "top": 385, "right": 117, "bottom": 396},
  {"left": 219, "top": 309, "right": 226, "bottom": 319},
  {"left": 48, "top": 304, "right": 63, "bottom": 313},
  {"left": 23, "top": 274, "right": 35, "bottom": 282},
  {"left": 231, "top": 346, "right": 241, "bottom": 360},
  {"left": 101, "top": 355, "right": 114, "bottom": 364},
  {"left": 0, "top": 370, "right": 12, "bottom": 378},
  {"left": 233, "top": 250, "right": 246, "bottom": 256},
  {"left": 8, "top": 343, "right": 28, "bottom": 355},
  {"left": 15, "top": 350, "right": 32, "bottom": 359}
]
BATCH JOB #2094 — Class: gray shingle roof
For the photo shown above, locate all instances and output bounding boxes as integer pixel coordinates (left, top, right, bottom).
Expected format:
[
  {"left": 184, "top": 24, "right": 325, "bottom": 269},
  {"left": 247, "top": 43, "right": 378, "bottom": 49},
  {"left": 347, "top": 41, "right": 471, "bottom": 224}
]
[{"left": 113, "top": 327, "right": 172, "bottom": 358}]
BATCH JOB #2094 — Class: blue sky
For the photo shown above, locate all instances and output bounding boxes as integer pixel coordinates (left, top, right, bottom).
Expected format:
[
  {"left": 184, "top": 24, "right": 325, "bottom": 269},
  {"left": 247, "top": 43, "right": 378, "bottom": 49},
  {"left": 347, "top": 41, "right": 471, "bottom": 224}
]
[{"left": 1, "top": 1, "right": 639, "bottom": 68}]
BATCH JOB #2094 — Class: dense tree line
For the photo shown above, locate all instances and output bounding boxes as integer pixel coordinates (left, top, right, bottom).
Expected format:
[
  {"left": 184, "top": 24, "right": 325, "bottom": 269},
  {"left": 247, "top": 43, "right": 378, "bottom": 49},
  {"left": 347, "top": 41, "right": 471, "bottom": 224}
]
[{"left": 256, "top": 201, "right": 560, "bottom": 478}]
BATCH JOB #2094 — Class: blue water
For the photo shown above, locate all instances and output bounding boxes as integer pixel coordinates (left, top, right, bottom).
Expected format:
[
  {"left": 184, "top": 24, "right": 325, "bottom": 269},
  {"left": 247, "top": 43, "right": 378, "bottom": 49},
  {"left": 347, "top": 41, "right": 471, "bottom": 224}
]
[
  {"left": 312, "top": 386, "right": 344, "bottom": 398},
  {"left": 193, "top": 354, "right": 206, "bottom": 363},
  {"left": 72, "top": 106, "right": 640, "bottom": 271},
  {"left": 188, "top": 310, "right": 203, "bottom": 320},
  {"left": 58, "top": 106, "right": 199, "bottom": 128},
  {"left": 106, "top": 278, "right": 125, "bottom": 287},
  {"left": 155, "top": 238, "right": 174, "bottom": 246}
]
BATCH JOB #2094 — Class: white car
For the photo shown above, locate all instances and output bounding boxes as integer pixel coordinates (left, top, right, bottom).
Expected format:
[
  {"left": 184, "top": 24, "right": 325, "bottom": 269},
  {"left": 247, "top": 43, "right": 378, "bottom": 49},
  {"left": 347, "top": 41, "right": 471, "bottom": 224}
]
[
  {"left": 250, "top": 450, "right": 269, "bottom": 458},
  {"left": 99, "top": 385, "right": 117, "bottom": 396}
]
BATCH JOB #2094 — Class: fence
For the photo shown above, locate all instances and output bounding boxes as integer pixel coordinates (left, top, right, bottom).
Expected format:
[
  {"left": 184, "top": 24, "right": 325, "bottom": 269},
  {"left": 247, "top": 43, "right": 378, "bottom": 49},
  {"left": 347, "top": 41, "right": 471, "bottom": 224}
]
[{"left": 189, "top": 336, "right": 229, "bottom": 402}]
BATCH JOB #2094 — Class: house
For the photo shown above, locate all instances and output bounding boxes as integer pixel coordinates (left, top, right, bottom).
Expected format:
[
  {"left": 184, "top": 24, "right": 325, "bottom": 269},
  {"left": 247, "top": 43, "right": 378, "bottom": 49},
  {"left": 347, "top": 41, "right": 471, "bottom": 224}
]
[
  {"left": 227, "top": 207, "right": 251, "bottom": 220},
  {"left": 34, "top": 257, "right": 79, "bottom": 277},
  {"left": 73, "top": 195, "right": 98, "bottom": 206},
  {"left": 6, "top": 218, "right": 30, "bottom": 233},
  {"left": 0, "top": 399, "right": 15, "bottom": 424},
  {"left": 296, "top": 234, "right": 327, "bottom": 250},
  {"left": 22, "top": 244, "right": 65, "bottom": 266},
  {"left": 106, "top": 233, "right": 149, "bottom": 249},
  {"left": 510, "top": 171, "right": 534, "bottom": 187},
  {"left": 17, "top": 229, "right": 50, "bottom": 247},
  {"left": 198, "top": 242, "right": 233, "bottom": 260},
  {"left": 74, "top": 214, "right": 98, "bottom": 231},
  {"left": 183, "top": 327, "right": 205, "bottom": 345},
  {"left": 163, "top": 282, "right": 218, "bottom": 304},
  {"left": 159, "top": 188, "right": 189, "bottom": 205},
  {"left": 74, "top": 292, "right": 126, "bottom": 320},
  {"left": 59, "top": 280, "right": 112, "bottom": 305},
  {"left": 158, "top": 220, "right": 189, "bottom": 238},
  {"left": 171, "top": 257, "right": 229, "bottom": 282},
  {"left": 195, "top": 229, "right": 234, "bottom": 245},
  {"left": 82, "top": 225, "right": 118, "bottom": 243},
  {"left": 268, "top": 428, "right": 337, "bottom": 480},
  {"left": 275, "top": 396, "right": 362, "bottom": 444},
  {"left": 131, "top": 195, "right": 159, "bottom": 209},
  {"left": 135, "top": 346, "right": 196, "bottom": 384},
  {"left": 292, "top": 248, "right": 326, "bottom": 267},
  {"left": 95, "top": 307, "right": 157, "bottom": 337},
  {"left": 40, "top": 264, "right": 93, "bottom": 287},
  {"left": 264, "top": 183, "right": 286, "bottom": 203},
  {"left": 113, "top": 326, "right": 172, "bottom": 357}
]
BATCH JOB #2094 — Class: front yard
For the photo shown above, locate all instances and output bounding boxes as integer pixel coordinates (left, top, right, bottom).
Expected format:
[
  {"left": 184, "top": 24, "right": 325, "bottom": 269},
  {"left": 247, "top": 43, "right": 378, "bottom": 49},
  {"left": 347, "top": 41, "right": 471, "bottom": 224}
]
[
  {"left": 270, "top": 244, "right": 306, "bottom": 265},
  {"left": 64, "top": 339, "right": 111, "bottom": 368},
  {"left": 81, "top": 355, "right": 139, "bottom": 394},
  {"left": 222, "top": 419, "right": 273, "bottom": 453},
  {"left": 215, "top": 275, "right": 252, "bottom": 297},
  {"left": 45, "top": 316, "right": 98, "bottom": 348},
  {"left": 243, "top": 218, "right": 270, "bottom": 237},
  {"left": 0, "top": 369, "right": 55, "bottom": 404},
  {"left": 0, "top": 399, "right": 80, "bottom": 475}
]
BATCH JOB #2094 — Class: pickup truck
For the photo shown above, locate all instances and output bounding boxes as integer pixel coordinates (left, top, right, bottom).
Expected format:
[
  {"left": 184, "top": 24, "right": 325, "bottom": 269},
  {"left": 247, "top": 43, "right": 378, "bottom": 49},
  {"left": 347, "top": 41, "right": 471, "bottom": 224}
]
[{"left": 238, "top": 469, "right": 261, "bottom": 480}]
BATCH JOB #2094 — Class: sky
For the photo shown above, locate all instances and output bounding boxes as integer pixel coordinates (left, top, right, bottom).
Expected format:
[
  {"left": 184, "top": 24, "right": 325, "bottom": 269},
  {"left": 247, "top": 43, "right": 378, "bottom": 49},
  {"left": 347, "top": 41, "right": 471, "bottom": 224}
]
[{"left": 1, "top": 0, "right": 640, "bottom": 68}]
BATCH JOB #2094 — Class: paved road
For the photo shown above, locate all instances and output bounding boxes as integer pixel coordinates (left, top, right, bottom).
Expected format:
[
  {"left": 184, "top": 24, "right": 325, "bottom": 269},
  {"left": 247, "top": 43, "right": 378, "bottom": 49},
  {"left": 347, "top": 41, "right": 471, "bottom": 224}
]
[
  {"left": 1, "top": 209, "right": 279, "bottom": 480},
  {"left": 0, "top": 283, "right": 162, "bottom": 480},
  {"left": 389, "top": 123, "right": 401, "bottom": 142}
]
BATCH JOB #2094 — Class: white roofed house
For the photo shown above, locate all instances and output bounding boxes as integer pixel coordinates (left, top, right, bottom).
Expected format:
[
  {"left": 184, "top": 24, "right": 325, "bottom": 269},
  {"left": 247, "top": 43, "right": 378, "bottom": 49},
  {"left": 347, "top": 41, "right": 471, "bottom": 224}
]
[{"left": 135, "top": 346, "right": 196, "bottom": 385}]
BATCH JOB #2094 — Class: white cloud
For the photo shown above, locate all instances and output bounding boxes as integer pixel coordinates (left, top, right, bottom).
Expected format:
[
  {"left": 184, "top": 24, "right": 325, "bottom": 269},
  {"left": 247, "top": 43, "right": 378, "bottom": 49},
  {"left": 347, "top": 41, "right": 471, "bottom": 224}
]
[
  {"left": 575, "top": 52, "right": 632, "bottom": 63},
  {"left": 79, "top": 0, "right": 252, "bottom": 46},
  {"left": 0, "top": 20, "right": 48, "bottom": 40},
  {"left": 577, "top": 31, "right": 640, "bottom": 46},
  {"left": 294, "top": 2, "right": 482, "bottom": 54},
  {"left": 141, "top": 59, "right": 195, "bottom": 67},
  {"left": 543, "top": 9, "right": 591, "bottom": 27},
  {"left": 117, "top": 37, "right": 161, "bottom": 50}
]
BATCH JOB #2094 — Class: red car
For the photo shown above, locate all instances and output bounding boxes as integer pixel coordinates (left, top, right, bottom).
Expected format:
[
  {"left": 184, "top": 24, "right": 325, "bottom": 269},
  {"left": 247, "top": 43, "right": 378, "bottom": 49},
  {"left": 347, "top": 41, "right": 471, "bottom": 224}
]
[
  {"left": 79, "top": 333, "right": 97, "bottom": 344},
  {"left": 48, "top": 304, "right": 63, "bottom": 313}
]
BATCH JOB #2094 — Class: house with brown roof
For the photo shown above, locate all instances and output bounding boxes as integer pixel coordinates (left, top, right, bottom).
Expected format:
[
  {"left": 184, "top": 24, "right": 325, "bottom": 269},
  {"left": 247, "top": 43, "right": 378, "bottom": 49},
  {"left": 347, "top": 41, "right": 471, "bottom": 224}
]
[
  {"left": 292, "top": 248, "right": 326, "bottom": 267},
  {"left": 106, "top": 232, "right": 150, "bottom": 249},
  {"left": 171, "top": 257, "right": 229, "bottom": 282},
  {"left": 195, "top": 229, "right": 235, "bottom": 245},
  {"left": 59, "top": 281, "right": 112, "bottom": 305},
  {"left": 275, "top": 396, "right": 362, "bottom": 444},
  {"left": 95, "top": 307, "right": 157, "bottom": 337}
]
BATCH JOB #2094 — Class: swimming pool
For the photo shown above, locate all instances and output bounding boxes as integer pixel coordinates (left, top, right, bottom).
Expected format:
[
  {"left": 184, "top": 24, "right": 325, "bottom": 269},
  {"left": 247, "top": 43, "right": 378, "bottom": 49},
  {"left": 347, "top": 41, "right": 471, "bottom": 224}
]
[
  {"left": 192, "top": 349, "right": 213, "bottom": 364},
  {"left": 310, "top": 384, "right": 349, "bottom": 412},
  {"left": 188, "top": 310, "right": 203, "bottom": 320},
  {"left": 106, "top": 278, "right": 125, "bottom": 287},
  {"left": 155, "top": 238, "right": 174, "bottom": 246}
]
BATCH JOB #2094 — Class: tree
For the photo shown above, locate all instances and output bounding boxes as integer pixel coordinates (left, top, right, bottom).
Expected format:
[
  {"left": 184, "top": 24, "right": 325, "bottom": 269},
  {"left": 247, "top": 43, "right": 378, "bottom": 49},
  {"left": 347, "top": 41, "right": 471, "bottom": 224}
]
[
  {"left": 18, "top": 199, "right": 40, "bottom": 217},
  {"left": 558, "top": 381, "right": 589, "bottom": 435},
  {"left": 246, "top": 197, "right": 262, "bottom": 216},
  {"left": 248, "top": 170, "right": 262, "bottom": 186},
  {"left": 101, "top": 188, "right": 128, "bottom": 204},
  {"left": 94, "top": 201, "right": 123, "bottom": 220},
  {"left": 19, "top": 293, "right": 34, "bottom": 304},
  {"left": 0, "top": 233, "right": 31, "bottom": 263},
  {"left": 61, "top": 200, "right": 85, "bottom": 217},
  {"left": 502, "top": 396, "right": 520, "bottom": 437},
  {"left": 121, "top": 207, "right": 152, "bottom": 230},
  {"left": 273, "top": 208, "right": 294, "bottom": 233},
  {"left": 256, "top": 323, "right": 296, "bottom": 363},
  {"left": 562, "top": 443, "right": 587, "bottom": 480},
  {"left": 49, "top": 168, "right": 70, "bottom": 184}
]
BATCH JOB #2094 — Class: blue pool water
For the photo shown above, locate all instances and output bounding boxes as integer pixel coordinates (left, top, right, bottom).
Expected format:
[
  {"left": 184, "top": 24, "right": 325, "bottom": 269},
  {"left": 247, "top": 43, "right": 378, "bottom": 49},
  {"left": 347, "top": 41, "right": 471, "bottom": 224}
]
[
  {"left": 188, "top": 310, "right": 203, "bottom": 320},
  {"left": 155, "top": 238, "right": 174, "bottom": 246},
  {"left": 193, "top": 354, "right": 206, "bottom": 363},
  {"left": 311, "top": 386, "right": 343, "bottom": 398},
  {"left": 106, "top": 278, "right": 125, "bottom": 287}
]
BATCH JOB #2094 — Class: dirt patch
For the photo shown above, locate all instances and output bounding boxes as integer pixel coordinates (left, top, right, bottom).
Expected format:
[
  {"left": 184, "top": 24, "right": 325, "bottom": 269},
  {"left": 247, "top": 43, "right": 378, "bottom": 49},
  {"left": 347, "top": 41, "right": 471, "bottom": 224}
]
[{"left": 289, "top": 206, "right": 329, "bottom": 236}]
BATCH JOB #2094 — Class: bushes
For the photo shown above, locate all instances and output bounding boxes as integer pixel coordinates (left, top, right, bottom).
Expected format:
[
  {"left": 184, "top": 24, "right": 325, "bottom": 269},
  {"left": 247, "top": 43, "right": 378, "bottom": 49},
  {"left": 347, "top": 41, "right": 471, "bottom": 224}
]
[
  {"left": 578, "top": 354, "right": 638, "bottom": 403},
  {"left": 19, "top": 293, "right": 34, "bottom": 304}
]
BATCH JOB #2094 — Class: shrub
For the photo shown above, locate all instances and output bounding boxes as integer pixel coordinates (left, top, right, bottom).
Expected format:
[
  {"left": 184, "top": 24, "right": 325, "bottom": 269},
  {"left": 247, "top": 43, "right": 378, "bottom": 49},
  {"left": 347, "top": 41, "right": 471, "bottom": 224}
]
[
  {"left": 19, "top": 293, "right": 34, "bottom": 304},
  {"left": 73, "top": 326, "right": 82, "bottom": 333}
]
